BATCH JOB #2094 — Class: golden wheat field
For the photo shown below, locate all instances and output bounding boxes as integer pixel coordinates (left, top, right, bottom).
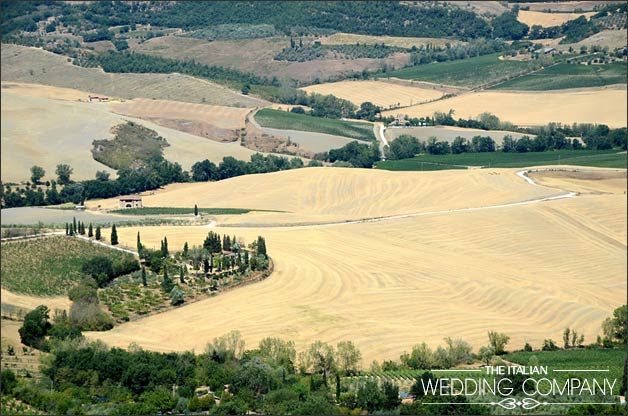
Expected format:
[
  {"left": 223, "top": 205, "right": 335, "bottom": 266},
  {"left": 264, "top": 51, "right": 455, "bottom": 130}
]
[
  {"left": 85, "top": 167, "right": 626, "bottom": 363},
  {"left": 516, "top": 10, "right": 595, "bottom": 27},
  {"left": 86, "top": 167, "right": 560, "bottom": 224},
  {"left": 109, "top": 98, "right": 251, "bottom": 130},
  {"left": 318, "top": 32, "right": 465, "bottom": 49},
  {"left": 1, "top": 288, "right": 71, "bottom": 313},
  {"left": 383, "top": 86, "right": 628, "bottom": 128},
  {"left": 0, "top": 87, "right": 260, "bottom": 183},
  {"left": 301, "top": 80, "right": 444, "bottom": 108}
]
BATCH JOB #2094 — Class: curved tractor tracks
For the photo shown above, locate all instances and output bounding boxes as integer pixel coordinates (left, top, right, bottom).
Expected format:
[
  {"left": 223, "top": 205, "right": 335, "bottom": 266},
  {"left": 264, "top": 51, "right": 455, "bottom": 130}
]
[{"left": 205, "top": 168, "right": 594, "bottom": 230}]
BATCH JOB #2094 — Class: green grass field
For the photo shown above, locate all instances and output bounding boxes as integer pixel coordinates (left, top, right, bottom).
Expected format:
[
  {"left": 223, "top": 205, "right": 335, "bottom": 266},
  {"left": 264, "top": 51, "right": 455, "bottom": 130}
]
[
  {"left": 376, "top": 150, "right": 627, "bottom": 171},
  {"left": 0, "top": 236, "right": 136, "bottom": 296},
  {"left": 108, "top": 207, "right": 262, "bottom": 215},
  {"left": 492, "top": 62, "right": 628, "bottom": 90},
  {"left": 503, "top": 349, "right": 626, "bottom": 395},
  {"left": 348, "top": 348, "right": 625, "bottom": 396},
  {"left": 254, "top": 109, "right": 375, "bottom": 141},
  {"left": 382, "top": 53, "right": 529, "bottom": 88}
]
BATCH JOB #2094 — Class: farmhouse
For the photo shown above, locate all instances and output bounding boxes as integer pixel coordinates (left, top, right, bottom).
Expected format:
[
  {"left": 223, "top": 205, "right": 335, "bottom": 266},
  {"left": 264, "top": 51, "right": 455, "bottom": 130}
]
[
  {"left": 119, "top": 195, "right": 142, "bottom": 209},
  {"left": 88, "top": 95, "right": 109, "bottom": 102}
]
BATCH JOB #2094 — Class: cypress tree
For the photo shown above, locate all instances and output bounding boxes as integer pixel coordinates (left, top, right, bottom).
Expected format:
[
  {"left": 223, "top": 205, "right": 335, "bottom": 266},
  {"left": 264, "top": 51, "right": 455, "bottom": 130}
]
[
  {"left": 95, "top": 226, "right": 101, "bottom": 241},
  {"left": 183, "top": 242, "right": 189, "bottom": 259},
  {"left": 179, "top": 265, "right": 185, "bottom": 284},
  {"left": 209, "top": 254, "right": 213, "bottom": 273},
  {"left": 141, "top": 266, "right": 147, "bottom": 287},
  {"left": 137, "top": 232, "right": 143, "bottom": 254},
  {"left": 111, "top": 224, "right": 118, "bottom": 245},
  {"left": 73, "top": 217, "right": 77, "bottom": 234},
  {"left": 65, "top": 223, "right": 69, "bottom": 235},
  {"left": 162, "top": 236, "right": 169, "bottom": 257},
  {"left": 203, "top": 258, "right": 210, "bottom": 275},
  {"left": 256, "top": 236, "right": 267, "bottom": 257},
  {"left": 194, "top": 204, "right": 198, "bottom": 216},
  {"left": 162, "top": 266, "right": 173, "bottom": 293},
  {"left": 80, "top": 222, "right": 85, "bottom": 235},
  {"left": 88, "top": 223, "right": 93, "bottom": 237},
  {"left": 243, "top": 250, "right": 250, "bottom": 268}
]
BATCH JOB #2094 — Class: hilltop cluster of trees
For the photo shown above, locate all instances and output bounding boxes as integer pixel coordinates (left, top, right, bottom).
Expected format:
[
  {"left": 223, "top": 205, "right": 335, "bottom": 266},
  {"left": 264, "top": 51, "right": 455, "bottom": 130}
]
[
  {"left": 408, "top": 38, "right": 511, "bottom": 66},
  {"left": 275, "top": 42, "right": 404, "bottom": 62},
  {"left": 319, "top": 141, "right": 381, "bottom": 168}
]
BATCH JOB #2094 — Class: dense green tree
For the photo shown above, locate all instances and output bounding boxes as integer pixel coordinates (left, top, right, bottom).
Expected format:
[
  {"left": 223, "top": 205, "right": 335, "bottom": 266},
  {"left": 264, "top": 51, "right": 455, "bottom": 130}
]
[
  {"left": 111, "top": 224, "right": 118, "bottom": 245},
  {"left": 95, "top": 170, "right": 110, "bottom": 181},
  {"left": 492, "top": 12, "right": 529, "bottom": 40},
  {"left": 602, "top": 304, "right": 627, "bottom": 345},
  {"left": 30, "top": 165, "right": 45, "bottom": 184},
  {"left": 162, "top": 267, "right": 174, "bottom": 293},
  {"left": 18, "top": 305, "right": 51, "bottom": 349},
  {"left": 81, "top": 256, "right": 114, "bottom": 287},
  {"left": 256, "top": 236, "right": 267, "bottom": 257},
  {"left": 55, "top": 163, "right": 74, "bottom": 185},
  {"left": 0, "top": 369, "right": 17, "bottom": 395},
  {"left": 388, "top": 135, "right": 421, "bottom": 160},
  {"left": 488, "top": 331, "right": 510, "bottom": 355}
]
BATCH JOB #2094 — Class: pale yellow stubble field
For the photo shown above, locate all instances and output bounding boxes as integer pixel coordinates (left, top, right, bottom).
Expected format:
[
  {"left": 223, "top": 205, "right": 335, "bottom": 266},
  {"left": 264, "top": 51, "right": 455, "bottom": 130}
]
[{"left": 85, "top": 168, "right": 627, "bottom": 364}]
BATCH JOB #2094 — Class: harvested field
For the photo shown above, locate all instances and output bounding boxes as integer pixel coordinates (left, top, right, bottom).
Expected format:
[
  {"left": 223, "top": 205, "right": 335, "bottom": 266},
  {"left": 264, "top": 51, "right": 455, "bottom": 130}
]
[
  {"left": 511, "top": 1, "right": 623, "bottom": 12},
  {"left": 517, "top": 10, "right": 595, "bottom": 27},
  {"left": 259, "top": 128, "right": 355, "bottom": 153},
  {"left": 384, "top": 126, "right": 533, "bottom": 144},
  {"left": 1, "top": 44, "right": 265, "bottom": 107},
  {"left": 301, "top": 80, "right": 444, "bottom": 108},
  {"left": 130, "top": 35, "right": 411, "bottom": 83},
  {"left": 382, "top": 86, "right": 628, "bottom": 128},
  {"left": 85, "top": 167, "right": 626, "bottom": 363},
  {"left": 1, "top": 288, "right": 71, "bottom": 313},
  {"left": 442, "top": 1, "right": 509, "bottom": 16},
  {"left": 1, "top": 81, "right": 91, "bottom": 101},
  {"left": 1, "top": 91, "right": 117, "bottom": 183},
  {"left": 85, "top": 167, "right": 561, "bottom": 224},
  {"left": 0, "top": 207, "right": 140, "bottom": 225},
  {"left": 109, "top": 98, "right": 250, "bottom": 142},
  {"left": 1, "top": 87, "right": 260, "bottom": 182},
  {"left": 528, "top": 169, "right": 627, "bottom": 194},
  {"left": 571, "top": 30, "right": 628, "bottom": 50},
  {"left": 318, "top": 33, "right": 465, "bottom": 49},
  {"left": 109, "top": 99, "right": 250, "bottom": 130}
]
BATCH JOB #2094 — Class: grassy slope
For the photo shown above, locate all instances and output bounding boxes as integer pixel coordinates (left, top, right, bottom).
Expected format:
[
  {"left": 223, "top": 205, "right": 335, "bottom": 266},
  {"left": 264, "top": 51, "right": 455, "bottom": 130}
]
[
  {"left": 1, "top": 236, "right": 136, "bottom": 296},
  {"left": 381, "top": 53, "right": 529, "bottom": 88},
  {"left": 492, "top": 62, "right": 628, "bottom": 90},
  {"left": 254, "top": 109, "right": 375, "bottom": 141},
  {"left": 376, "top": 150, "right": 626, "bottom": 171}
]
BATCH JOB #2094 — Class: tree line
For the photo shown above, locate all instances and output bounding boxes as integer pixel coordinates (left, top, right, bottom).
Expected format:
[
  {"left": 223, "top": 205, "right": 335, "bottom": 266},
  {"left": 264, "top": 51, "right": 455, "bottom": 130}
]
[
  {"left": 0, "top": 153, "right": 311, "bottom": 209},
  {"left": 6, "top": 304, "right": 625, "bottom": 415}
]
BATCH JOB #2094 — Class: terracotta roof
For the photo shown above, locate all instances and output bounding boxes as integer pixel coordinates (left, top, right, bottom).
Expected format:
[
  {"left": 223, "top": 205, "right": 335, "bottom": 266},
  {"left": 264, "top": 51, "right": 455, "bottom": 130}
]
[{"left": 119, "top": 195, "right": 142, "bottom": 201}]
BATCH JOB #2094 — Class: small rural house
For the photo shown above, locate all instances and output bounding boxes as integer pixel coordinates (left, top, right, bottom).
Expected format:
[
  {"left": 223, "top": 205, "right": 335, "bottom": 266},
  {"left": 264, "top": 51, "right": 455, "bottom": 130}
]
[{"left": 119, "top": 195, "right": 142, "bottom": 209}]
